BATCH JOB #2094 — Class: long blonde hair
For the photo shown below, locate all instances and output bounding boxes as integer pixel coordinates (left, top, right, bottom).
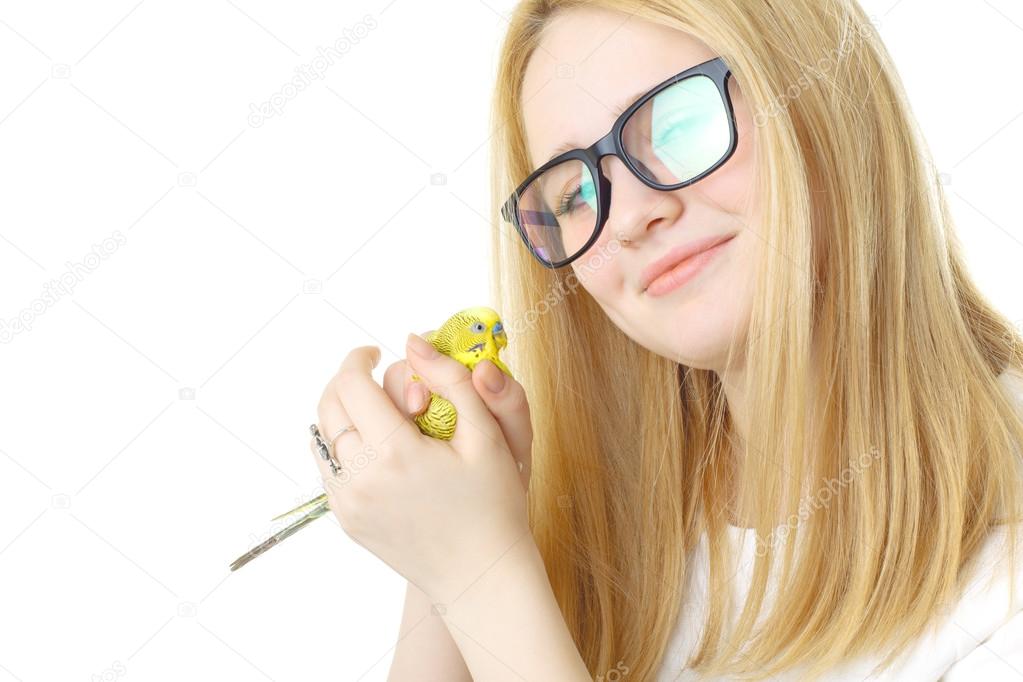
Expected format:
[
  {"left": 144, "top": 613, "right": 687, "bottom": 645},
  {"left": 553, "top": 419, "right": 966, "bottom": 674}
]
[{"left": 487, "top": 0, "right": 1023, "bottom": 679}]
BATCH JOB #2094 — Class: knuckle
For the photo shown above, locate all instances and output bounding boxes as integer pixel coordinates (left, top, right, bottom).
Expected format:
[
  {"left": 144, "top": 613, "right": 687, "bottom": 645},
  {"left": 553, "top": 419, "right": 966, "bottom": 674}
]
[
  {"left": 360, "top": 440, "right": 384, "bottom": 463},
  {"left": 317, "top": 380, "right": 334, "bottom": 409},
  {"left": 316, "top": 404, "right": 330, "bottom": 431},
  {"left": 379, "top": 429, "right": 416, "bottom": 461},
  {"left": 374, "top": 438, "right": 401, "bottom": 462},
  {"left": 383, "top": 360, "right": 404, "bottom": 380},
  {"left": 379, "top": 452, "right": 408, "bottom": 478},
  {"left": 449, "top": 366, "right": 475, "bottom": 389},
  {"left": 335, "top": 368, "right": 360, "bottom": 387},
  {"left": 383, "top": 363, "right": 406, "bottom": 394}
]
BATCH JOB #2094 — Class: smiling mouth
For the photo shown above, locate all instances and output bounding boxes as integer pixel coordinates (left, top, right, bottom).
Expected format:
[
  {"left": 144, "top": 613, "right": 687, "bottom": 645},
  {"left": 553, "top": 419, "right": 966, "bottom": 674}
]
[{"left": 642, "top": 234, "right": 736, "bottom": 297}]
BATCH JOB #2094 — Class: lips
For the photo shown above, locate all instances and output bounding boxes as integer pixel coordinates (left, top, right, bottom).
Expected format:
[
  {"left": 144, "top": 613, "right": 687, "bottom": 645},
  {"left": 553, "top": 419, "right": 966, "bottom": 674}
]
[{"left": 640, "top": 232, "right": 738, "bottom": 293}]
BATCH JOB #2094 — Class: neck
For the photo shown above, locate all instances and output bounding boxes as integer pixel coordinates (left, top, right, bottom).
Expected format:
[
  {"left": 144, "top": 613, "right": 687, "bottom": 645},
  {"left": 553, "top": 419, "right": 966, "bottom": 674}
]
[
  {"left": 719, "top": 361, "right": 748, "bottom": 452},
  {"left": 716, "top": 344, "right": 820, "bottom": 529},
  {"left": 719, "top": 360, "right": 751, "bottom": 528}
]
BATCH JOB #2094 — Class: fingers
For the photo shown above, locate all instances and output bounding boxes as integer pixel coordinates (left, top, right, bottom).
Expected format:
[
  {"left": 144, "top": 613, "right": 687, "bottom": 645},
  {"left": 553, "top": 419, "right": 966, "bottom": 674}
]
[
  {"left": 382, "top": 359, "right": 426, "bottom": 416},
  {"left": 315, "top": 378, "right": 361, "bottom": 486},
  {"left": 383, "top": 331, "right": 433, "bottom": 417},
  {"left": 404, "top": 333, "right": 503, "bottom": 452},
  {"left": 407, "top": 330, "right": 434, "bottom": 414},
  {"left": 384, "top": 357, "right": 411, "bottom": 411},
  {"left": 311, "top": 429, "right": 354, "bottom": 508},
  {"left": 334, "top": 346, "right": 421, "bottom": 449},
  {"left": 471, "top": 359, "right": 533, "bottom": 488}
]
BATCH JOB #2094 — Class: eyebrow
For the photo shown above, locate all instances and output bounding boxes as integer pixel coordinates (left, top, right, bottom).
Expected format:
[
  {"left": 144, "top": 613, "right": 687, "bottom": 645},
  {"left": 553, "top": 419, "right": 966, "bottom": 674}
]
[{"left": 543, "top": 86, "right": 650, "bottom": 163}]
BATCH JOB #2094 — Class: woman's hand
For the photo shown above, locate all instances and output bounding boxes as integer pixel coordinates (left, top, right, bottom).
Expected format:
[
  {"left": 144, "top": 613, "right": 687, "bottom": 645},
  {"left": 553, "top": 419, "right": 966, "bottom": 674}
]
[
  {"left": 312, "top": 334, "right": 534, "bottom": 603},
  {"left": 397, "top": 330, "right": 533, "bottom": 494}
]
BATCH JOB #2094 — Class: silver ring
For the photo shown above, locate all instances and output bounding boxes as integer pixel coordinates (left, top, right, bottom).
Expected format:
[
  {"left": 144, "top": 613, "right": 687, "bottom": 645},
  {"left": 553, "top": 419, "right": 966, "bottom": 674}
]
[
  {"left": 327, "top": 457, "right": 343, "bottom": 476},
  {"left": 327, "top": 424, "right": 357, "bottom": 448},
  {"left": 310, "top": 423, "right": 344, "bottom": 475}
]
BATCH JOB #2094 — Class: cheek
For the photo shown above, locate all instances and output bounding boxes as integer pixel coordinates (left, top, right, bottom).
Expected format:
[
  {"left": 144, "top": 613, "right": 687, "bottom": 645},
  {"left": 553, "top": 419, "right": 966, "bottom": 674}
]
[
  {"left": 694, "top": 128, "right": 756, "bottom": 215},
  {"left": 696, "top": 79, "right": 758, "bottom": 216},
  {"left": 569, "top": 253, "right": 624, "bottom": 301}
]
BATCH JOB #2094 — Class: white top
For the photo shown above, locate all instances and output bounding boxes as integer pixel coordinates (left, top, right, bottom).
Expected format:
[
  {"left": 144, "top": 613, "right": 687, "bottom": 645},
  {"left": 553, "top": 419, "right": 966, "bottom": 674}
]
[{"left": 656, "top": 369, "right": 1023, "bottom": 681}]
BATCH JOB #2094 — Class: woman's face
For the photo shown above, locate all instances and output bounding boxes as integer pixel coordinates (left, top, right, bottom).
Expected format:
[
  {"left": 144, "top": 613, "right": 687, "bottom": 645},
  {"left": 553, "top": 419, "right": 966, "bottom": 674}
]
[{"left": 521, "top": 7, "right": 760, "bottom": 372}]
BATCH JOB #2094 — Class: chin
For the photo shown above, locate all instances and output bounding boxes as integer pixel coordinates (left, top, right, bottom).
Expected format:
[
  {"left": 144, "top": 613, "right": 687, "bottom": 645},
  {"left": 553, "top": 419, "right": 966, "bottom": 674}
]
[
  {"left": 660, "top": 316, "right": 742, "bottom": 370},
  {"left": 665, "top": 346, "right": 729, "bottom": 371}
]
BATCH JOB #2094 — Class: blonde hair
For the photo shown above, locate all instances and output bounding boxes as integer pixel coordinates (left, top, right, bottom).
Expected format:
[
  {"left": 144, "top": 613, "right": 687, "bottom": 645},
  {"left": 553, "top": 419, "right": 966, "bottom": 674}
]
[{"left": 487, "top": 0, "right": 1023, "bottom": 679}]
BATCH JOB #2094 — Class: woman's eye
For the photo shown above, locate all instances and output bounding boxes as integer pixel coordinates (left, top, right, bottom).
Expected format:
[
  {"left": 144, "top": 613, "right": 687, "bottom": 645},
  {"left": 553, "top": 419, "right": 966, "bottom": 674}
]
[
  {"left": 554, "top": 174, "right": 596, "bottom": 216},
  {"left": 653, "top": 110, "right": 714, "bottom": 145},
  {"left": 655, "top": 119, "right": 691, "bottom": 143},
  {"left": 555, "top": 187, "right": 582, "bottom": 216}
]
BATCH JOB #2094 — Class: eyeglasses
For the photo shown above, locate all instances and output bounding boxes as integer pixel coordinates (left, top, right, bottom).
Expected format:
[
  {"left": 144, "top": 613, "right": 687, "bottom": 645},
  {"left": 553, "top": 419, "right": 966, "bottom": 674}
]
[{"left": 501, "top": 56, "right": 737, "bottom": 269}]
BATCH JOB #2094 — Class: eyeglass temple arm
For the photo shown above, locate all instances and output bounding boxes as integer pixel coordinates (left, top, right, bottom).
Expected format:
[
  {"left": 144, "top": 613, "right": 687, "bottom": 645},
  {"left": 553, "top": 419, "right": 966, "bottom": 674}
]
[{"left": 502, "top": 201, "right": 560, "bottom": 228}]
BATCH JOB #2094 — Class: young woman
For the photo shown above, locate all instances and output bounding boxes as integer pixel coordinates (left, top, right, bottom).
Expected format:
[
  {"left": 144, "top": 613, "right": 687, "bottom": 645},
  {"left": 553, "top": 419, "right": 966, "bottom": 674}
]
[{"left": 313, "top": 1, "right": 1023, "bottom": 679}]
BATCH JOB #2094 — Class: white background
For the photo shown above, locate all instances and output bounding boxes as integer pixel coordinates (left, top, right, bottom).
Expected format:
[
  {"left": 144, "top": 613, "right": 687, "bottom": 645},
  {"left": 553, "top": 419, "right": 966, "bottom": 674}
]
[{"left": 1, "top": 1, "right": 1021, "bottom": 680}]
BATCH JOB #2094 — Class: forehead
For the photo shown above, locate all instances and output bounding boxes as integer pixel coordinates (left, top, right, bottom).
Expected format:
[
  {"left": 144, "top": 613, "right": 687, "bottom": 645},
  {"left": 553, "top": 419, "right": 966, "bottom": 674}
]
[{"left": 521, "top": 7, "right": 715, "bottom": 169}]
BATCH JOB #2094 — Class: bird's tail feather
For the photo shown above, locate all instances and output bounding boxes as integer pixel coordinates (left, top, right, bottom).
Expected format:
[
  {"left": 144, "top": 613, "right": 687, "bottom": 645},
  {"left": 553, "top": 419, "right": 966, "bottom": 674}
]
[
  {"left": 229, "top": 497, "right": 330, "bottom": 572},
  {"left": 270, "top": 493, "right": 329, "bottom": 521}
]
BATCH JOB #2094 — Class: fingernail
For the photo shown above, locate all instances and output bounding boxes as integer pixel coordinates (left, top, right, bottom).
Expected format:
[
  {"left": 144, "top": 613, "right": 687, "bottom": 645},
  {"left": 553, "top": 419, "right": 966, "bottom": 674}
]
[
  {"left": 407, "top": 382, "right": 426, "bottom": 412},
  {"left": 481, "top": 360, "right": 506, "bottom": 393},
  {"left": 407, "top": 333, "right": 438, "bottom": 359}
]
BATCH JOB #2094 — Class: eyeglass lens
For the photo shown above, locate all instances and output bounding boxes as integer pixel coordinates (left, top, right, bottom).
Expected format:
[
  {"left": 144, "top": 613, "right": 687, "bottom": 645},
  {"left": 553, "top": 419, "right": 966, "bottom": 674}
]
[{"left": 517, "top": 74, "right": 730, "bottom": 265}]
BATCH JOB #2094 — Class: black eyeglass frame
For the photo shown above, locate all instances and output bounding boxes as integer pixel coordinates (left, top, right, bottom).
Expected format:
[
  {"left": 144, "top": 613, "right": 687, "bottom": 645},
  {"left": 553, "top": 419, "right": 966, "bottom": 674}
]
[{"left": 501, "top": 56, "right": 737, "bottom": 269}]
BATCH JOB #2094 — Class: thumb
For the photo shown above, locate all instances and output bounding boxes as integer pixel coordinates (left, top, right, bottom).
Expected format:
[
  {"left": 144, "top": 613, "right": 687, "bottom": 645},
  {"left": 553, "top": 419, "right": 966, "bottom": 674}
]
[{"left": 472, "top": 359, "right": 533, "bottom": 491}]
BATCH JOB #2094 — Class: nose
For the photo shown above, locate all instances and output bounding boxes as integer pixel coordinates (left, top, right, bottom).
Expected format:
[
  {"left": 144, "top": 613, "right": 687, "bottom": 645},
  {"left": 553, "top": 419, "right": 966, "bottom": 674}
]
[{"left": 598, "top": 155, "right": 683, "bottom": 247}]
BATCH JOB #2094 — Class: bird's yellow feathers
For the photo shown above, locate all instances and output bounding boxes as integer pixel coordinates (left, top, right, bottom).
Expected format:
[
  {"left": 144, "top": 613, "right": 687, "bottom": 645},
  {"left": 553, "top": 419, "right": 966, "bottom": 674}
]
[{"left": 411, "top": 306, "right": 513, "bottom": 440}]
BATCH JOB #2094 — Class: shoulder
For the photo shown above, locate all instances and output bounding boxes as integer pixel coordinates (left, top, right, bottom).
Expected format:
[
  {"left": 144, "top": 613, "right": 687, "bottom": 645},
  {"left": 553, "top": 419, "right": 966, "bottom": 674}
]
[
  {"left": 940, "top": 367, "right": 1023, "bottom": 678},
  {"left": 853, "top": 523, "right": 1023, "bottom": 679},
  {"left": 939, "top": 521, "right": 1023, "bottom": 679},
  {"left": 941, "top": 609, "right": 1023, "bottom": 679}
]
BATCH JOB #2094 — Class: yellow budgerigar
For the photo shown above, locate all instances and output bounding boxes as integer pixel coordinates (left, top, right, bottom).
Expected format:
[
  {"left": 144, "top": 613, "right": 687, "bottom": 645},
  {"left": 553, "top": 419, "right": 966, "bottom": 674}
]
[{"left": 228, "top": 306, "right": 512, "bottom": 572}]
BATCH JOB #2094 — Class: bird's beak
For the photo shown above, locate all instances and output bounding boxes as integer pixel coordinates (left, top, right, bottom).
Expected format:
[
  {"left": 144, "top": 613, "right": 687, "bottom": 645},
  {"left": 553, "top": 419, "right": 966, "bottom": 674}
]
[{"left": 486, "top": 333, "right": 512, "bottom": 376}]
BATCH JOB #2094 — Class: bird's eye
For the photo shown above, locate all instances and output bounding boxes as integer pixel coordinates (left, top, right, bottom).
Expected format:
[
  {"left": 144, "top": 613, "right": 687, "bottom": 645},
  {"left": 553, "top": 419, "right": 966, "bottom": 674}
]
[
  {"left": 471, "top": 322, "right": 485, "bottom": 333},
  {"left": 493, "top": 322, "right": 503, "bottom": 334}
]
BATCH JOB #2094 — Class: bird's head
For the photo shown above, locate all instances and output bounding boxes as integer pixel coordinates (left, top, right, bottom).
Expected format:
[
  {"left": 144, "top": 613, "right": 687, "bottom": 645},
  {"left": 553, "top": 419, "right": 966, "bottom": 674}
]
[{"left": 433, "top": 306, "right": 512, "bottom": 376}]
